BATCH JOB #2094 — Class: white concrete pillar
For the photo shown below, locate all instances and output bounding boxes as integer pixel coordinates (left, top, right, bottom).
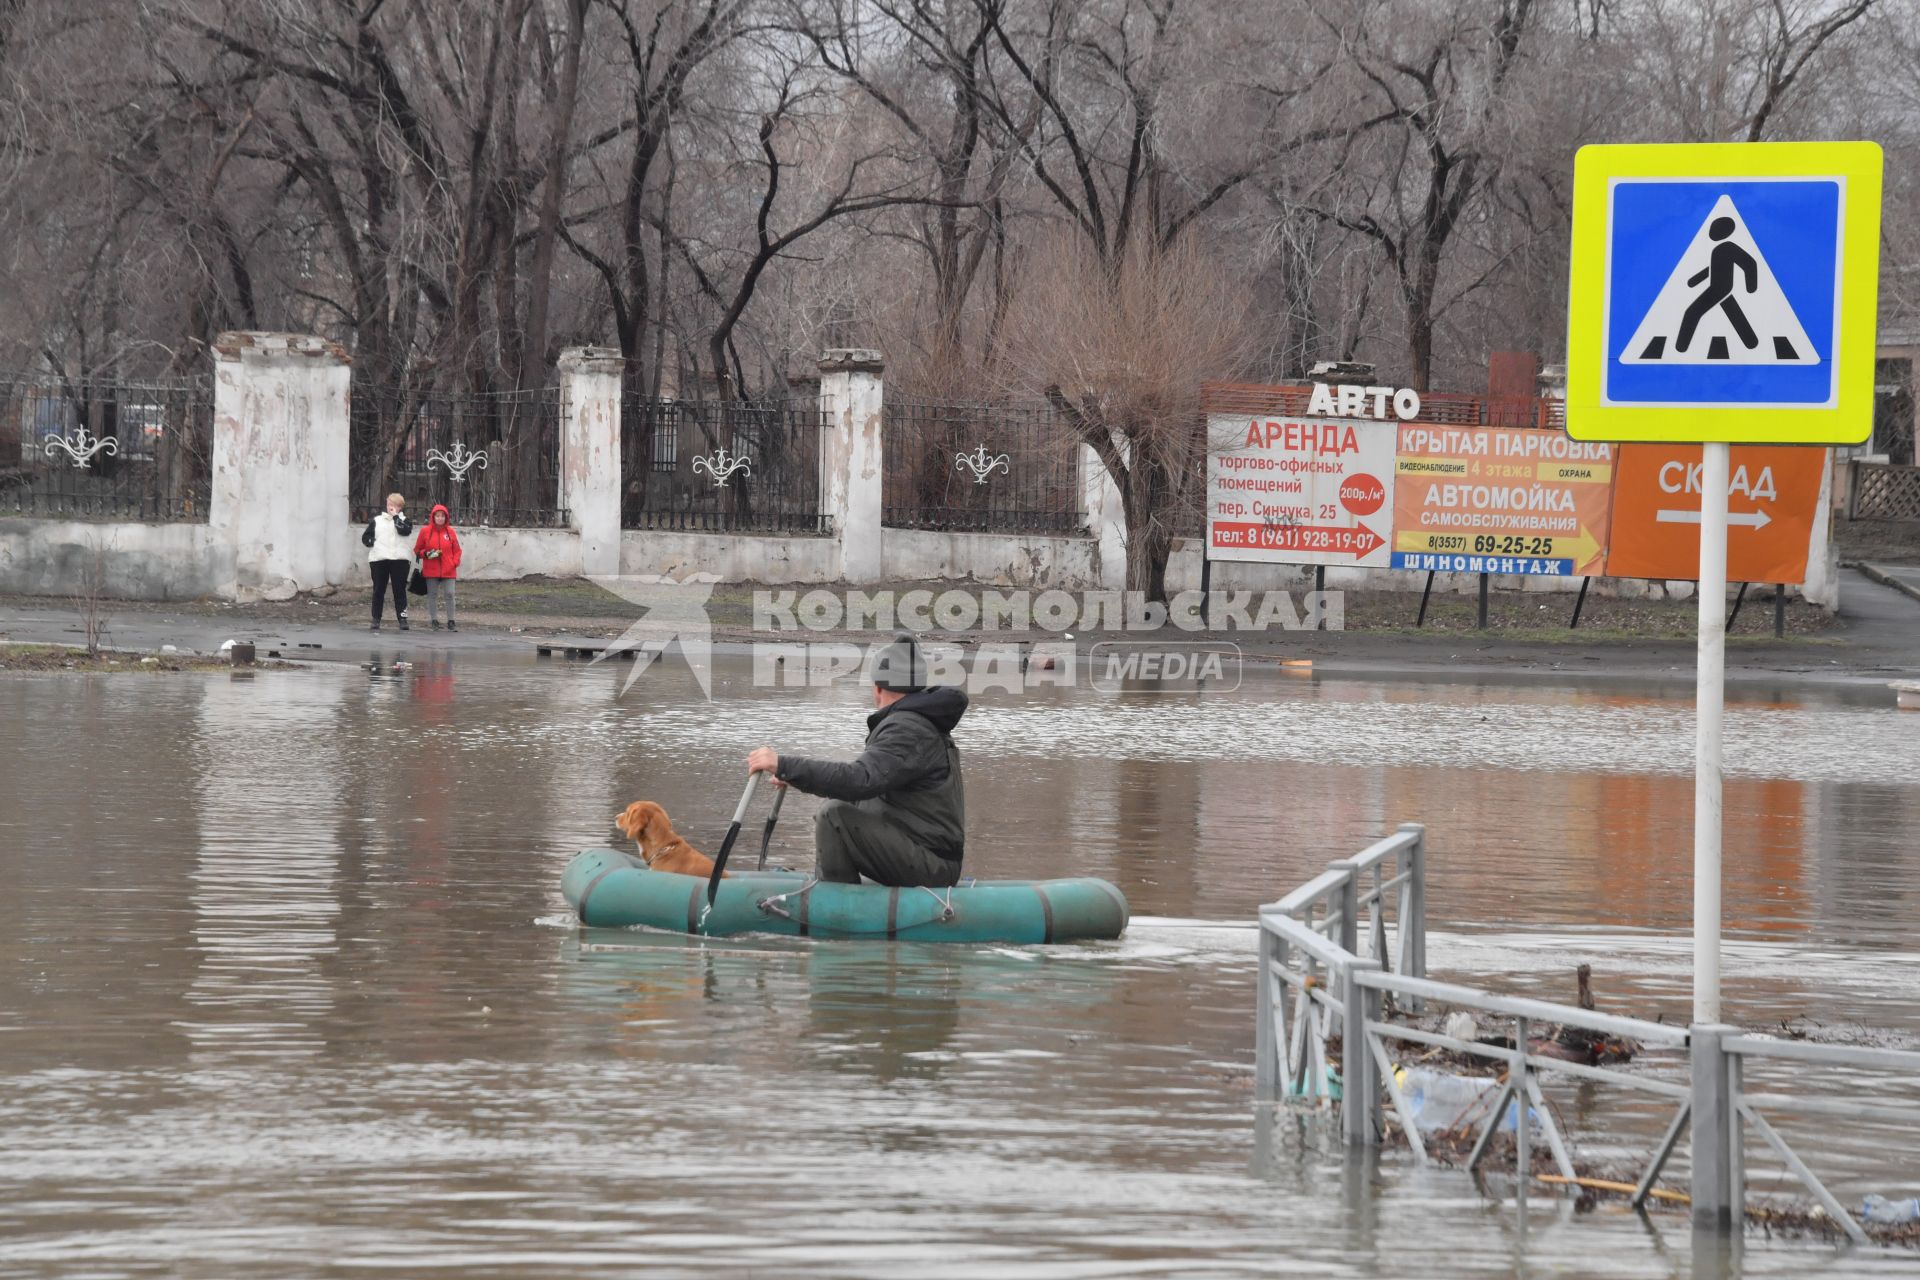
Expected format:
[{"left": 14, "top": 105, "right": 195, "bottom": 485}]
[
  {"left": 1801, "top": 448, "right": 1840, "bottom": 610},
  {"left": 1080, "top": 436, "right": 1127, "bottom": 590},
  {"left": 819, "top": 349, "right": 885, "bottom": 583},
  {"left": 558, "top": 346, "right": 625, "bottom": 578},
  {"left": 210, "top": 332, "right": 352, "bottom": 602}
]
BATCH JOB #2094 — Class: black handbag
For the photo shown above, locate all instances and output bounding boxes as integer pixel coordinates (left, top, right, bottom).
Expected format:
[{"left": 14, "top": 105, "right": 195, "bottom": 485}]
[{"left": 408, "top": 566, "right": 430, "bottom": 596}]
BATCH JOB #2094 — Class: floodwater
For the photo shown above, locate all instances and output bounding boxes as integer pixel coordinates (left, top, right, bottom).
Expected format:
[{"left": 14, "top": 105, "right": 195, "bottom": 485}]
[{"left": 3, "top": 653, "right": 1919, "bottom": 1278}]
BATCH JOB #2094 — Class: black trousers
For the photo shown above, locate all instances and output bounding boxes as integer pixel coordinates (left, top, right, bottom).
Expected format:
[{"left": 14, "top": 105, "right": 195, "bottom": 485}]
[
  {"left": 813, "top": 800, "right": 961, "bottom": 887},
  {"left": 370, "top": 559, "right": 410, "bottom": 622}
]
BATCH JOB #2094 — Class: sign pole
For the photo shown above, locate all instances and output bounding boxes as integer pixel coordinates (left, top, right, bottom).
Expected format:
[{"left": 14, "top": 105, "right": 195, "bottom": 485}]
[{"left": 1694, "top": 439, "right": 1730, "bottom": 1024}]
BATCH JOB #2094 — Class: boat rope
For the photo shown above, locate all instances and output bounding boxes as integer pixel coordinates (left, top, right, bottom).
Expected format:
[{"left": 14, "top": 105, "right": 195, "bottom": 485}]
[
  {"left": 918, "top": 885, "right": 957, "bottom": 922},
  {"left": 756, "top": 878, "right": 818, "bottom": 921}
]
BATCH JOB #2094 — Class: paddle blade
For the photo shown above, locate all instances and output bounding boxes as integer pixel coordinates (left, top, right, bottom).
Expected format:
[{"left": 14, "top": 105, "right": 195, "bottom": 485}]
[{"left": 706, "top": 823, "right": 743, "bottom": 905}]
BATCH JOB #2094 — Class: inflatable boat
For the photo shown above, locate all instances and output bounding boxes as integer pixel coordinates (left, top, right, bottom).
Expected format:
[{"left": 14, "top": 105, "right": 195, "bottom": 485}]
[{"left": 561, "top": 848, "right": 1129, "bottom": 943}]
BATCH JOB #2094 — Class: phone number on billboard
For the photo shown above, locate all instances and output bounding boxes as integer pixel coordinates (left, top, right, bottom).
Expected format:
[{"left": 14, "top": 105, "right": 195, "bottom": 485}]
[{"left": 1472, "top": 535, "right": 1555, "bottom": 556}]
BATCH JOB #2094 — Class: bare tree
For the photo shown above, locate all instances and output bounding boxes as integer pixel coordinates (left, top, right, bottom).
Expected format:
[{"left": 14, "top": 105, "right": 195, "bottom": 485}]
[
  {"left": 73, "top": 529, "right": 114, "bottom": 658},
  {"left": 0, "top": 0, "right": 1909, "bottom": 542},
  {"left": 557, "top": 0, "right": 753, "bottom": 394},
  {"left": 793, "top": 0, "right": 1015, "bottom": 384},
  {"left": 997, "top": 229, "right": 1254, "bottom": 598},
  {"left": 1303, "top": 0, "right": 1543, "bottom": 391},
  {"left": 1627, "top": 0, "right": 1875, "bottom": 143}
]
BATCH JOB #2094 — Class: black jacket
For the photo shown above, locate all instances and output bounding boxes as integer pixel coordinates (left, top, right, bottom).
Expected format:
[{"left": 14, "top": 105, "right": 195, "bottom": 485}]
[{"left": 778, "top": 685, "right": 968, "bottom": 859}]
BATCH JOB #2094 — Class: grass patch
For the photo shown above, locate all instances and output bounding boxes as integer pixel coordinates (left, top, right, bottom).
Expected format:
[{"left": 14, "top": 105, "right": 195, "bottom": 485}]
[
  {"left": 1352, "top": 626, "right": 1843, "bottom": 647},
  {"left": 0, "top": 643, "right": 294, "bottom": 673}
]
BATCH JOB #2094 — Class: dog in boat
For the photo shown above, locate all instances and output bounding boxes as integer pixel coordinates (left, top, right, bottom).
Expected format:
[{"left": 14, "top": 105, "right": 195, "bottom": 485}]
[{"left": 614, "top": 801, "right": 723, "bottom": 878}]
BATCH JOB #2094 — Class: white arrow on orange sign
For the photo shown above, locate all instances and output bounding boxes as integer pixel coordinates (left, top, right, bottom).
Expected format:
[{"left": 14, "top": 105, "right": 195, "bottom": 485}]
[{"left": 1655, "top": 508, "right": 1772, "bottom": 529}]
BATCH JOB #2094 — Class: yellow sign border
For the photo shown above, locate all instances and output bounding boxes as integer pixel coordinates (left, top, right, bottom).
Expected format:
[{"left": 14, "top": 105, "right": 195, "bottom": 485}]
[{"left": 1565, "top": 141, "right": 1882, "bottom": 444}]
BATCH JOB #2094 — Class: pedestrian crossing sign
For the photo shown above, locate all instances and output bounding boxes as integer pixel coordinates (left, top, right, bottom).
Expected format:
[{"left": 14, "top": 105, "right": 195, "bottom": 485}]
[{"left": 1566, "top": 141, "right": 1882, "bottom": 444}]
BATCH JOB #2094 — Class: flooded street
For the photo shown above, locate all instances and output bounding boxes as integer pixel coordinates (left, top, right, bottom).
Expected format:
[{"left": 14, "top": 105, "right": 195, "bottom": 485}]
[{"left": 3, "top": 656, "right": 1918, "bottom": 1278}]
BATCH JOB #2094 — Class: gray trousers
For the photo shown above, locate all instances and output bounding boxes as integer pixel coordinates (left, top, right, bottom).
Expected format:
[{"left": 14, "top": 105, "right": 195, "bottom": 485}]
[
  {"left": 426, "top": 578, "right": 456, "bottom": 622},
  {"left": 814, "top": 800, "right": 961, "bottom": 887}
]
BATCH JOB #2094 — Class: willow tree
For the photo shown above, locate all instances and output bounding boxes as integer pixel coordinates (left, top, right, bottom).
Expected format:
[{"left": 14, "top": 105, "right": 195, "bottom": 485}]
[{"left": 998, "top": 231, "right": 1253, "bottom": 601}]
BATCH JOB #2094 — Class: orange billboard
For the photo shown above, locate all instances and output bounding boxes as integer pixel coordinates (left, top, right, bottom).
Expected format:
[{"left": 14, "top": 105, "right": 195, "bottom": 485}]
[
  {"left": 1391, "top": 426, "right": 1614, "bottom": 578},
  {"left": 1606, "top": 444, "right": 1825, "bottom": 584}
]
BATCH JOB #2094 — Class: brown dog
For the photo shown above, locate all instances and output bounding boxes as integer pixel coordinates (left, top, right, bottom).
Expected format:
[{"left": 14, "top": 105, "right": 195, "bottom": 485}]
[{"left": 614, "top": 801, "right": 722, "bottom": 878}]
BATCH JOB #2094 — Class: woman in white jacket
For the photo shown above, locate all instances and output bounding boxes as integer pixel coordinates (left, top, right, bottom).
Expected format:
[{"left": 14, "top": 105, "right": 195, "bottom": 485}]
[{"left": 360, "top": 493, "right": 414, "bottom": 631}]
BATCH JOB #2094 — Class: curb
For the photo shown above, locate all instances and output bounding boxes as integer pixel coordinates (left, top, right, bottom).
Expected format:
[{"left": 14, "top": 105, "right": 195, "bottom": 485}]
[{"left": 1857, "top": 563, "right": 1920, "bottom": 607}]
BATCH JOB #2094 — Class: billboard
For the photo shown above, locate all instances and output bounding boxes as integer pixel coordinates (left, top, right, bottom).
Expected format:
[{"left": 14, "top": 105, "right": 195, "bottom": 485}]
[
  {"left": 1203, "top": 382, "right": 1828, "bottom": 586},
  {"left": 1206, "top": 414, "right": 1395, "bottom": 568},
  {"left": 1391, "top": 426, "right": 1614, "bottom": 578},
  {"left": 1606, "top": 445, "right": 1826, "bottom": 585}
]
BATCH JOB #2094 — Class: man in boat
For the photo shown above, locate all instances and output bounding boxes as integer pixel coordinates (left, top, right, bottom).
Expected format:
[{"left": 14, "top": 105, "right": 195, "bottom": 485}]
[{"left": 746, "top": 633, "right": 966, "bottom": 887}]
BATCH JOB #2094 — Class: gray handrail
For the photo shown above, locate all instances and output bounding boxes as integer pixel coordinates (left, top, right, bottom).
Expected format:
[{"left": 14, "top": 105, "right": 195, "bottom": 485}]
[
  {"left": 1347, "top": 827, "right": 1422, "bottom": 875},
  {"left": 1255, "top": 829, "right": 1919, "bottom": 1244},
  {"left": 1273, "top": 868, "right": 1353, "bottom": 917},
  {"left": 1723, "top": 1035, "right": 1920, "bottom": 1074},
  {"left": 1260, "top": 909, "right": 1352, "bottom": 970},
  {"left": 1360, "top": 971, "right": 1688, "bottom": 1046}
]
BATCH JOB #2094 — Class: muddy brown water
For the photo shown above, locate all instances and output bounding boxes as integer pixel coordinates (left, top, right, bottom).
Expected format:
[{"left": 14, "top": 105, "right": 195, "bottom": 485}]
[{"left": 3, "top": 655, "right": 1919, "bottom": 1278}]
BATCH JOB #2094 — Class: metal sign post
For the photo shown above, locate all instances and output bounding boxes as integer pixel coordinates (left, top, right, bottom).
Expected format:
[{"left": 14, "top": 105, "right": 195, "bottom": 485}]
[
  {"left": 1566, "top": 140, "right": 1882, "bottom": 1032},
  {"left": 1693, "top": 440, "right": 1729, "bottom": 1022}
]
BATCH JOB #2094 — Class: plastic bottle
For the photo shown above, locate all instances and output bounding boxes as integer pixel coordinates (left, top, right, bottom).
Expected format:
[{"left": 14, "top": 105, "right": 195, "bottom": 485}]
[
  {"left": 1861, "top": 1195, "right": 1920, "bottom": 1225},
  {"left": 1395, "top": 1066, "right": 1538, "bottom": 1134}
]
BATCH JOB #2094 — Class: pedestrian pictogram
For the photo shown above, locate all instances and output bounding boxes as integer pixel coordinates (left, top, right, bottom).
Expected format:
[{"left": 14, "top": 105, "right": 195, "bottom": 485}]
[
  {"left": 1620, "top": 196, "right": 1817, "bottom": 367},
  {"left": 1565, "top": 141, "right": 1881, "bottom": 445}
]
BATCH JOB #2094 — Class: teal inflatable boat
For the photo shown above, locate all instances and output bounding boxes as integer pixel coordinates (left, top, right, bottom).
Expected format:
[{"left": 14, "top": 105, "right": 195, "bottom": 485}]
[{"left": 561, "top": 848, "right": 1129, "bottom": 943}]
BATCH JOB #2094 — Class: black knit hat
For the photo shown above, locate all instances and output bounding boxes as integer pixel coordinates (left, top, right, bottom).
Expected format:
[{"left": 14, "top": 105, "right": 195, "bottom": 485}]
[{"left": 871, "top": 632, "right": 927, "bottom": 693}]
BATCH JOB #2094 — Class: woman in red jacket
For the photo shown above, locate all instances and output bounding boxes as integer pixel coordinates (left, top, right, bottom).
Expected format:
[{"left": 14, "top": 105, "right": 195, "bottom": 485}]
[{"left": 413, "top": 504, "right": 464, "bottom": 631}]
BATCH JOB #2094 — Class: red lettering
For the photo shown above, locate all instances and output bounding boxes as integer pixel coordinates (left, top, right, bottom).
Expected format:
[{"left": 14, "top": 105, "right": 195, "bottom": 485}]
[{"left": 1241, "top": 420, "right": 1364, "bottom": 455}]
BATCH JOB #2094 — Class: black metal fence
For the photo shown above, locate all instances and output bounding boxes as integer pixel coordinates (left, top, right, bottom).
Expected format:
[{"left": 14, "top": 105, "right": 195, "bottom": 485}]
[
  {"left": 882, "top": 399, "right": 1083, "bottom": 534},
  {"left": 349, "top": 385, "right": 566, "bottom": 526},
  {"left": 620, "top": 397, "right": 830, "bottom": 534},
  {"left": 0, "top": 374, "right": 213, "bottom": 521}
]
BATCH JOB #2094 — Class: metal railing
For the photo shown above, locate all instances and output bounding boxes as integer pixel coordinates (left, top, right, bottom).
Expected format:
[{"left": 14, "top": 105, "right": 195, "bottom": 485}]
[
  {"left": 1692, "top": 1031, "right": 1920, "bottom": 1243},
  {"left": 1268, "top": 823, "right": 1426, "bottom": 988},
  {"left": 1257, "top": 825, "right": 1427, "bottom": 1107},
  {"left": 1257, "top": 829, "right": 1920, "bottom": 1242},
  {"left": 349, "top": 384, "right": 567, "bottom": 528},
  {"left": 0, "top": 374, "right": 213, "bottom": 522},
  {"left": 621, "top": 397, "right": 830, "bottom": 535},
  {"left": 882, "top": 399, "right": 1083, "bottom": 535}
]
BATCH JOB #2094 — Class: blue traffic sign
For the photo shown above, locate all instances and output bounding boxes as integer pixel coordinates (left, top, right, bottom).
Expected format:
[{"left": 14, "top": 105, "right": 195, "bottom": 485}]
[
  {"left": 1605, "top": 179, "right": 1839, "bottom": 408},
  {"left": 1567, "top": 141, "right": 1881, "bottom": 445}
]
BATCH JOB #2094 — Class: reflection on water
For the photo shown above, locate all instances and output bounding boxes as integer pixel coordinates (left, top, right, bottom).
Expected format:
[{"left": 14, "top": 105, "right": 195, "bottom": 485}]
[
  {"left": 1, "top": 657, "right": 1917, "bottom": 1277},
  {"left": 183, "top": 676, "right": 347, "bottom": 1058}
]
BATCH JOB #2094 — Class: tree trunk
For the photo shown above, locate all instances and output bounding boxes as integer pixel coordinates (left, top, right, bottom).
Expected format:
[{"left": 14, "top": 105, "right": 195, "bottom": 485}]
[
  {"left": 1113, "top": 430, "right": 1176, "bottom": 602},
  {"left": 520, "top": 0, "right": 588, "bottom": 391},
  {"left": 1405, "top": 258, "right": 1437, "bottom": 393},
  {"left": 1126, "top": 515, "right": 1173, "bottom": 602}
]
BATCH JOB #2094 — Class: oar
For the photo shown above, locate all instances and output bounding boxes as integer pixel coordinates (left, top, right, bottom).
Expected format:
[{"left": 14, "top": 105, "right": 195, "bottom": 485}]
[
  {"left": 755, "top": 784, "right": 787, "bottom": 870},
  {"left": 705, "top": 772, "right": 761, "bottom": 906}
]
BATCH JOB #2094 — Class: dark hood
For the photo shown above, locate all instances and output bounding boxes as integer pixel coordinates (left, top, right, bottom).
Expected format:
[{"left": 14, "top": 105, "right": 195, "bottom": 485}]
[{"left": 869, "top": 684, "right": 968, "bottom": 735}]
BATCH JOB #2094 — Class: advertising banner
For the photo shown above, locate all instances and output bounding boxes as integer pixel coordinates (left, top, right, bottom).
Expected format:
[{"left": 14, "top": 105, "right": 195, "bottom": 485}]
[
  {"left": 1391, "top": 426, "right": 1615, "bottom": 578},
  {"left": 1206, "top": 414, "right": 1396, "bottom": 567},
  {"left": 1606, "top": 444, "right": 1825, "bottom": 584}
]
